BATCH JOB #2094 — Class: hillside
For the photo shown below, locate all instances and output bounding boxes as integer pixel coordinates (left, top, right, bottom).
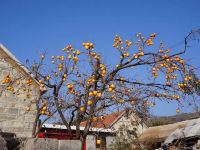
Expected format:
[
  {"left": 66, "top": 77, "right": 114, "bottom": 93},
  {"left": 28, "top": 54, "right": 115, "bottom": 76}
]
[{"left": 147, "top": 112, "right": 200, "bottom": 127}]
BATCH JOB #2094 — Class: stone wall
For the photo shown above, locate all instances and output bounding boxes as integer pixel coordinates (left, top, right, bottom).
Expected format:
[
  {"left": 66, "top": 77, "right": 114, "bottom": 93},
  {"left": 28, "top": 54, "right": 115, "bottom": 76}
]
[
  {"left": 23, "top": 138, "right": 82, "bottom": 150},
  {"left": 59, "top": 140, "right": 82, "bottom": 150},
  {"left": 0, "top": 50, "right": 39, "bottom": 138}
]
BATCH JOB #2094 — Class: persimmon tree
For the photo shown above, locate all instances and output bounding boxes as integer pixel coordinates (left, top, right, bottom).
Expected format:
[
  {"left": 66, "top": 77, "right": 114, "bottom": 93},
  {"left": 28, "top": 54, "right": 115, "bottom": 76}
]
[
  {"left": 0, "top": 53, "right": 55, "bottom": 137},
  {"left": 1, "top": 30, "right": 200, "bottom": 148}
]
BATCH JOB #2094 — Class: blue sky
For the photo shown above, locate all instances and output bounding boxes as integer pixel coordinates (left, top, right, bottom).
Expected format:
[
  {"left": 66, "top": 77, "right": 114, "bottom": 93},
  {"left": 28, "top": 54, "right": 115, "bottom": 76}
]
[{"left": 0, "top": 0, "right": 200, "bottom": 116}]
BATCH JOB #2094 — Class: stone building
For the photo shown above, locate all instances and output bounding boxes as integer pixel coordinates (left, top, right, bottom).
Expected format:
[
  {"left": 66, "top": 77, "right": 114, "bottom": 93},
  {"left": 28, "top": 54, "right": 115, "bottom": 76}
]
[{"left": 0, "top": 44, "right": 39, "bottom": 137}]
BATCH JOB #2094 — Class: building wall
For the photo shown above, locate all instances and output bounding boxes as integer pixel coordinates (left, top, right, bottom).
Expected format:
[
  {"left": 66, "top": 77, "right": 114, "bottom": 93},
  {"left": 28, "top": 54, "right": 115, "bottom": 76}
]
[
  {"left": 86, "top": 134, "right": 114, "bottom": 150},
  {"left": 0, "top": 53, "right": 39, "bottom": 137},
  {"left": 106, "top": 136, "right": 115, "bottom": 149},
  {"left": 86, "top": 135, "right": 96, "bottom": 150},
  {"left": 85, "top": 113, "right": 148, "bottom": 150},
  {"left": 24, "top": 138, "right": 82, "bottom": 150},
  {"left": 104, "top": 112, "right": 147, "bottom": 149},
  {"left": 112, "top": 112, "right": 147, "bottom": 135}
]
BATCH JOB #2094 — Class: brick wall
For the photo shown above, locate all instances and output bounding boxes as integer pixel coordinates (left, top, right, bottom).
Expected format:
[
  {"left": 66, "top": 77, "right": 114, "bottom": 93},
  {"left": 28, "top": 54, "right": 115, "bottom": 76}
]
[{"left": 0, "top": 52, "right": 39, "bottom": 137}]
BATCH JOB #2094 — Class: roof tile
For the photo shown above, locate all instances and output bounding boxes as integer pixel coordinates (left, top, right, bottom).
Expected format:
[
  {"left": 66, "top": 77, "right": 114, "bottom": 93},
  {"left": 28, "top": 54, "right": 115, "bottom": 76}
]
[{"left": 80, "top": 110, "right": 125, "bottom": 128}]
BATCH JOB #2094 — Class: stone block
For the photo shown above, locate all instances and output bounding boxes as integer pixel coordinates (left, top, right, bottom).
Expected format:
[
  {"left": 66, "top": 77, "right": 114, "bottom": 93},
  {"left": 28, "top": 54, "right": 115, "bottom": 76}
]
[
  {"left": 16, "top": 131, "right": 32, "bottom": 138},
  {"left": 0, "top": 103, "right": 4, "bottom": 107},
  {"left": 0, "top": 114, "right": 17, "bottom": 120},
  {"left": 24, "top": 122, "right": 34, "bottom": 128},
  {"left": 0, "top": 127, "right": 14, "bottom": 133},
  {"left": 12, "top": 121, "right": 24, "bottom": 128},
  {"left": 0, "top": 127, "right": 24, "bottom": 134},
  {"left": 1, "top": 102, "right": 16, "bottom": 107},
  {"left": 24, "top": 114, "right": 35, "bottom": 121},
  {"left": 0, "top": 97, "right": 17, "bottom": 102},
  {"left": 18, "top": 109, "right": 26, "bottom": 115},
  {"left": 0, "top": 107, "right": 5, "bottom": 113},
  {"left": 59, "top": 140, "right": 82, "bottom": 150},
  {"left": 24, "top": 138, "right": 59, "bottom": 150},
  {"left": 13, "top": 127, "right": 25, "bottom": 133},
  {"left": 1, "top": 121, "right": 14, "bottom": 128},
  {"left": 8, "top": 108, "right": 19, "bottom": 114}
]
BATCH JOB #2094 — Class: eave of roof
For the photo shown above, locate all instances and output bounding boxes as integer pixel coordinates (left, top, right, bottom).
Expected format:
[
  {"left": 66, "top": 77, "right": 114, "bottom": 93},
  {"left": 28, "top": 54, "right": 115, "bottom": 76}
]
[
  {"left": 42, "top": 123, "right": 114, "bottom": 133},
  {"left": 139, "top": 119, "right": 193, "bottom": 141},
  {"left": 109, "top": 110, "right": 126, "bottom": 127},
  {"left": 164, "top": 118, "right": 200, "bottom": 144}
]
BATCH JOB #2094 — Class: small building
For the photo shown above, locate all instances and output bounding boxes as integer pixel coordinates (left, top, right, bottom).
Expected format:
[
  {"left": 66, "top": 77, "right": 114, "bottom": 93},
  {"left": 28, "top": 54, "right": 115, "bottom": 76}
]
[
  {"left": 39, "top": 110, "right": 147, "bottom": 150},
  {"left": 139, "top": 118, "right": 200, "bottom": 149},
  {"left": 0, "top": 44, "right": 40, "bottom": 137}
]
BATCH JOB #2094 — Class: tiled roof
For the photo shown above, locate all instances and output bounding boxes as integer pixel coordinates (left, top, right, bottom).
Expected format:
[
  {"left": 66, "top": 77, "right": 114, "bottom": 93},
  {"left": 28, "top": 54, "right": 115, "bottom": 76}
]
[{"left": 80, "top": 110, "right": 125, "bottom": 128}]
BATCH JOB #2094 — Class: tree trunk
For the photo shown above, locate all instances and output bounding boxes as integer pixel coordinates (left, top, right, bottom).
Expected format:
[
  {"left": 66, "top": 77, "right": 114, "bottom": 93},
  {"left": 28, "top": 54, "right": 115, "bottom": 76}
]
[{"left": 32, "top": 113, "right": 40, "bottom": 137}]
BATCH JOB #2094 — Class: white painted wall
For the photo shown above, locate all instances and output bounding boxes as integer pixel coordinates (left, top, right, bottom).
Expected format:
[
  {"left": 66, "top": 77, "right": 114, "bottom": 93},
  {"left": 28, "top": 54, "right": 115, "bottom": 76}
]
[
  {"left": 112, "top": 112, "right": 147, "bottom": 135},
  {"left": 86, "top": 135, "right": 96, "bottom": 150}
]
